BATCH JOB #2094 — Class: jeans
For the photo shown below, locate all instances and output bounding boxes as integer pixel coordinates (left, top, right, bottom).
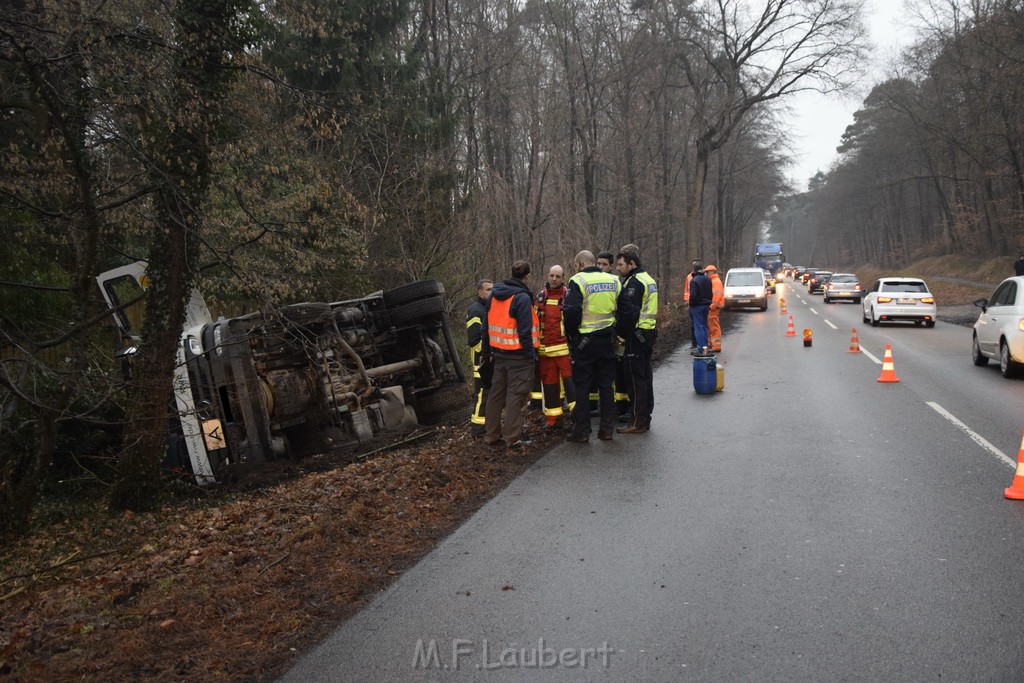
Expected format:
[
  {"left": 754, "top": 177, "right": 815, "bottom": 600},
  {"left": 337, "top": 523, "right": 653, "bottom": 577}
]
[{"left": 690, "top": 304, "right": 710, "bottom": 349}]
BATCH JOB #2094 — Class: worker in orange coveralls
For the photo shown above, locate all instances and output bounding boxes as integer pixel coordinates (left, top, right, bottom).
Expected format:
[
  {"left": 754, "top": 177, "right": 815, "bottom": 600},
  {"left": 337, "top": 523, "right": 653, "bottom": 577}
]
[
  {"left": 705, "top": 264, "right": 725, "bottom": 352},
  {"left": 536, "top": 265, "right": 576, "bottom": 429}
]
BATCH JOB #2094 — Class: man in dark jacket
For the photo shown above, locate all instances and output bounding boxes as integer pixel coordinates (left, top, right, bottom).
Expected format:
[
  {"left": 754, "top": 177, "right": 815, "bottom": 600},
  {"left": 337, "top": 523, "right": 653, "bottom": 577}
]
[
  {"left": 689, "top": 267, "right": 713, "bottom": 353},
  {"left": 1015, "top": 255, "right": 1024, "bottom": 277},
  {"left": 466, "top": 279, "right": 493, "bottom": 437},
  {"left": 482, "top": 261, "right": 539, "bottom": 449},
  {"left": 615, "top": 249, "right": 657, "bottom": 433},
  {"left": 564, "top": 250, "right": 621, "bottom": 442}
]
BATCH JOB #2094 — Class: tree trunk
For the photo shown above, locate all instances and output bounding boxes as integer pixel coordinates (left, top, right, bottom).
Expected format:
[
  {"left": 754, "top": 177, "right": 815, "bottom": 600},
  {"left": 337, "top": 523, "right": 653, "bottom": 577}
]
[{"left": 110, "top": 0, "right": 242, "bottom": 511}]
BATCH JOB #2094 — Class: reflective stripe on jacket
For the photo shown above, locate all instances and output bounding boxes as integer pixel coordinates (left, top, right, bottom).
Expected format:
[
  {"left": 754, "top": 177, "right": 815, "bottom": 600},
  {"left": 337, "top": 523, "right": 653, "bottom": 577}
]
[
  {"left": 487, "top": 296, "right": 540, "bottom": 352},
  {"left": 710, "top": 274, "right": 725, "bottom": 308},
  {"left": 537, "top": 285, "right": 570, "bottom": 357},
  {"left": 634, "top": 271, "right": 658, "bottom": 330}
]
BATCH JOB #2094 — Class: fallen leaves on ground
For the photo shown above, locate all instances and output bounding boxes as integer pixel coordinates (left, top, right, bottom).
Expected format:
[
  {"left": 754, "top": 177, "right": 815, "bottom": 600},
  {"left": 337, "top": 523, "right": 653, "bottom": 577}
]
[{"left": 0, "top": 424, "right": 559, "bottom": 681}]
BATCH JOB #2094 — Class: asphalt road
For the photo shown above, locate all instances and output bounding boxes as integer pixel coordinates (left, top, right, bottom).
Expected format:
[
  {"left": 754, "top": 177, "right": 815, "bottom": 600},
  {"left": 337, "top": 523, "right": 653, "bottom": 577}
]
[{"left": 284, "top": 281, "right": 1024, "bottom": 682}]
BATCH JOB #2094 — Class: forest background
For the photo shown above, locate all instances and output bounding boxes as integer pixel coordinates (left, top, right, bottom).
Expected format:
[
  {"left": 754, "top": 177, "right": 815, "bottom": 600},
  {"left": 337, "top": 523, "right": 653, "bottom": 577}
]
[{"left": 1, "top": 0, "right": 1023, "bottom": 533}]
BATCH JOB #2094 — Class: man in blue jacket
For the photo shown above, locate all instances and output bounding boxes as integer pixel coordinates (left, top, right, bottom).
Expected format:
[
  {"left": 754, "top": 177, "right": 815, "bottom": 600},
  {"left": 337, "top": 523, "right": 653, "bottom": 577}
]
[
  {"left": 689, "top": 267, "right": 712, "bottom": 353},
  {"left": 481, "top": 261, "right": 539, "bottom": 449}
]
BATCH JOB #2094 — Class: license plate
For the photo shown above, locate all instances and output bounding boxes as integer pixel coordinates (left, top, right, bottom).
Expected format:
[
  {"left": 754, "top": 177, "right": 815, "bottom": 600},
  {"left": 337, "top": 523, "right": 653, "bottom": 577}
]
[
  {"left": 203, "top": 418, "right": 226, "bottom": 450},
  {"left": 836, "top": 292, "right": 850, "bottom": 296},
  {"left": 737, "top": 299, "right": 751, "bottom": 304},
  {"left": 898, "top": 298, "right": 916, "bottom": 304}
]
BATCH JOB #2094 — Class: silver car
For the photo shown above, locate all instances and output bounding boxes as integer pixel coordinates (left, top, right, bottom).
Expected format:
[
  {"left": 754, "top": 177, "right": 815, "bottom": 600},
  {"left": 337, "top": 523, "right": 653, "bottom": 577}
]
[
  {"left": 972, "top": 276, "right": 1024, "bottom": 378},
  {"left": 862, "top": 277, "right": 937, "bottom": 328},
  {"left": 823, "top": 273, "right": 862, "bottom": 304}
]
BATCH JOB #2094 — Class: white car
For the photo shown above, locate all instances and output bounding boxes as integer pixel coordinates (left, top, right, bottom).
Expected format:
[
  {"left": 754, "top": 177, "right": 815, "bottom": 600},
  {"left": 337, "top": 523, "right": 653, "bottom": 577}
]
[
  {"left": 971, "top": 276, "right": 1024, "bottom": 378},
  {"left": 723, "top": 267, "right": 768, "bottom": 311},
  {"left": 862, "top": 277, "right": 937, "bottom": 327}
]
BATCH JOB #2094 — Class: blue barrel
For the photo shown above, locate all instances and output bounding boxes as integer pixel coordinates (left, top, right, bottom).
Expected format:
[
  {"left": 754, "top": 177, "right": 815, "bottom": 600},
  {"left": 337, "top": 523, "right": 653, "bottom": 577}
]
[{"left": 693, "top": 356, "right": 717, "bottom": 394}]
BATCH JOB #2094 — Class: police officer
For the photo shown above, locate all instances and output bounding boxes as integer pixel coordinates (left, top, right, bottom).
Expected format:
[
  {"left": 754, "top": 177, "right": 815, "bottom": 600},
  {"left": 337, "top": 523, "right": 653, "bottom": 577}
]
[
  {"left": 615, "top": 249, "right": 657, "bottom": 434},
  {"left": 564, "top": 250, "right": 621, "bottom": 443},
  {"left": 466, "top": 279, "right": 493, "bottom": 437}
]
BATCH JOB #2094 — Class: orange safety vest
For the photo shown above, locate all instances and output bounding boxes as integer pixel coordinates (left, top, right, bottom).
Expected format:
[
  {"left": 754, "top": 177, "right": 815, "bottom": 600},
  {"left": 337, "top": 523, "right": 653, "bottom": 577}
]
[{"left": 488, "top": 295, "right": 540, "bottom": 352}]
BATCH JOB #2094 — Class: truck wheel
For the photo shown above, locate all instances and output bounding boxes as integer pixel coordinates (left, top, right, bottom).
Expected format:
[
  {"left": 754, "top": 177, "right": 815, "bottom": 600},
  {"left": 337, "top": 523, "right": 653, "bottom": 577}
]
[
  {"left": 384, "top": 280, "right": 445, "bottom": 308},
  {"left": 415, "top": 386, "right": 472, "bottom": 425},
  {"left": 391, "top": 296, "right": 446, "bottom": 325}
]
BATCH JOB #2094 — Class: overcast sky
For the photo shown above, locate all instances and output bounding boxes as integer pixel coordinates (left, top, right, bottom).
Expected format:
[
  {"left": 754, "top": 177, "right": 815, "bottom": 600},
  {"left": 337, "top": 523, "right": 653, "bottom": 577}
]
[{"left": 784, "top": 0, "right": 916, "bottom": 191}]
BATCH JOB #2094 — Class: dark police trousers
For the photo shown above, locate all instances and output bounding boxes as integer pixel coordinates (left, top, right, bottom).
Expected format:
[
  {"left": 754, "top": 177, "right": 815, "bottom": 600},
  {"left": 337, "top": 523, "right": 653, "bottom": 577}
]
[
  {"left": 570, "top": 332, "right": 617, "bottom": 435},
  {"left": 623, "top": 329, "right": 656, "bottom": 428}
]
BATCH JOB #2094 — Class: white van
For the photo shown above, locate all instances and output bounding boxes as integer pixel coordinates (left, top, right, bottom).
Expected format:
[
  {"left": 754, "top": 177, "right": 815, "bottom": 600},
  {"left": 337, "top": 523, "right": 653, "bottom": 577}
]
[{"left": 723, "top": 267, "right": 768, "bottom": 311}]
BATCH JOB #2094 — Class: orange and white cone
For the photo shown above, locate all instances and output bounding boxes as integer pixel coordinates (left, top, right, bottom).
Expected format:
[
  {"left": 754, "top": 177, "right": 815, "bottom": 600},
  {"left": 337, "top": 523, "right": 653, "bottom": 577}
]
[
  {"left": 1004, "top": 433, "right": 1024, "bottom": 500},
  {"left": 877, "top": 344, "right": 900, "bottom": 382},
  {"left": 848, "top": 328, "right": 861, "bottom": 353},
  {"left": 780, "top": 297, "right": 788, "bottom": 314},
  {"left": 785, "top": 315, "right": 796, "bottom": 337}
]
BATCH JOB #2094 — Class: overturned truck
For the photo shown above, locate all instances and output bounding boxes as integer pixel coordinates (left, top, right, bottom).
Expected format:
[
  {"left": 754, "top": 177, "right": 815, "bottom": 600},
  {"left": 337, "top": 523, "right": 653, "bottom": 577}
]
[{"left": 98, "top": 263, "right": 467, "bottom": 484}]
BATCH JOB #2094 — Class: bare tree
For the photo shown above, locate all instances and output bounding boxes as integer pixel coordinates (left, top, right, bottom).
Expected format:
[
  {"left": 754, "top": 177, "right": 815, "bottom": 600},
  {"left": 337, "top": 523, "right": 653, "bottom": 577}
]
[{"left": 669, "top": 0, "right": 867, "bottom": 258}]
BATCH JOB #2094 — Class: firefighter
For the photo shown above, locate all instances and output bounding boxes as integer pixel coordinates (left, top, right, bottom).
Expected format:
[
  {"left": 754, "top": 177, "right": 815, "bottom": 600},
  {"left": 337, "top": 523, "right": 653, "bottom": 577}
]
[
  {"left": 466, "top": 279, "right": 493, "bottom": 437},
  {"left": 615, "top": 249, "right": 657, "bottom": 434},
  {"left": 564, "top": 250, "right": 621, "bottom": 443},
  {"left": 705, "top": 265, "right": 725, "bottom": 352},
  {"left": 535, "top": 265, "right": 575, "bottom": 430},
  {"left": 482, "top": 261, "right": 539, "bottom": 449}
]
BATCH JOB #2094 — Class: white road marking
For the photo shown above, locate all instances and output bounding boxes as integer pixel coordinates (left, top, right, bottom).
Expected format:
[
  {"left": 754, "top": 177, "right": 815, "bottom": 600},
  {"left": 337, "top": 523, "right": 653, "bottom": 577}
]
[
  {"left": 860, "top": 347, "right": 881, "bottom": 364},
  {"left": 926, "top": 402, "right": 1015, "bottom": 468},
  {"left": 825, "top": 320, "right": 838, "bottom": 330},
  {"left": 809, "top": 308, "right": 819, "bottom": 316}
]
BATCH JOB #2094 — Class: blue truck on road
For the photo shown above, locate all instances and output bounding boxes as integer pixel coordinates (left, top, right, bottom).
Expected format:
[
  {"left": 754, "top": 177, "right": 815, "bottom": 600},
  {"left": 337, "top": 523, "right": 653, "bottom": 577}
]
[{"left": 754, "top": 243, "right": 785, "bottom": 274}]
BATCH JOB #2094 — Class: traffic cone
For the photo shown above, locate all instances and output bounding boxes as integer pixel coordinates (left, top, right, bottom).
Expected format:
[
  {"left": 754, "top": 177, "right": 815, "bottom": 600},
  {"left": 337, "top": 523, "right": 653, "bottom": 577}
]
[
  {"left": 876, "top": 344, "right": 900, "bottom": 383},
  {"left": 779, "top": 297, "right": 787, "bottom": 314},
  {"left": 785, "top": 315, "right": 796, "bottom": 337},
  {"left": 848, "top": 328, "right": 861, "bottom": 353},
  {"left": 1004, "top": 433, "right": 1024, "bottom": 500}
]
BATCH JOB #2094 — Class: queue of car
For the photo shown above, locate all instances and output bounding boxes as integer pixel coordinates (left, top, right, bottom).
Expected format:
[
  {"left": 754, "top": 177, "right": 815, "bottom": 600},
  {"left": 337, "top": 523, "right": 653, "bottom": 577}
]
[{"left": 776, "top": 265, "right": 1020, "bottom": 380}]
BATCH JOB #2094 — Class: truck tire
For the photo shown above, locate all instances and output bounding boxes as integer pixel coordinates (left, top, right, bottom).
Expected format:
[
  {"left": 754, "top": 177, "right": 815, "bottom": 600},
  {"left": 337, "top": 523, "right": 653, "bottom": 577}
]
[
  {"left": 415, "top": 386, "right": 472, "bottom": 425},
  {"left": 383, "top": 280, "right": 445, "bottom": 308},
  {"left": 390, "top": 296, "right": 445, "bottom": 325}
]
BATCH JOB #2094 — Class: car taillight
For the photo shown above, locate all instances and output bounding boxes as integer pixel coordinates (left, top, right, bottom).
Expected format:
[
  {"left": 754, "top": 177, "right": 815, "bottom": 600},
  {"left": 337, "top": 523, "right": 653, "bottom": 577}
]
[
  {"left": 1018, "top": 317, "right": 1024, "bottom": 332},
  {"left": 877, "top": 296, "right": 893, "bottom": 303},
  {"left": 921, "top": 297, "right": 934, "bottom": 304}
]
